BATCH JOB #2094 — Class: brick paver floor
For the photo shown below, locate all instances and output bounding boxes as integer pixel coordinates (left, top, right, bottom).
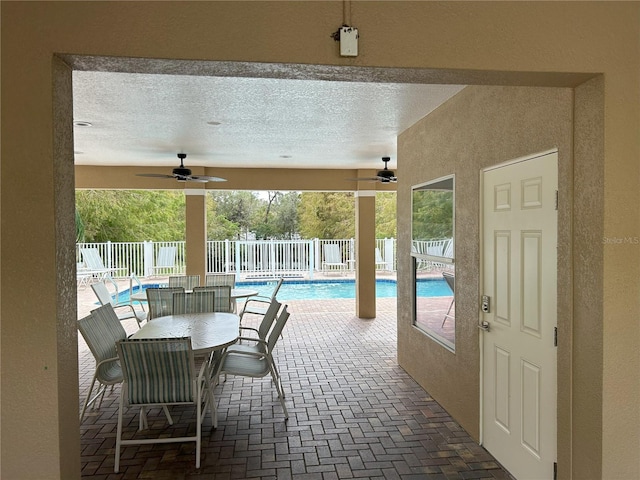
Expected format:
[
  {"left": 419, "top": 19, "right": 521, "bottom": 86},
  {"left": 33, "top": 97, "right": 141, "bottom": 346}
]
[{"left": 79, "top": 294, "right": 512, "bottom": 479}]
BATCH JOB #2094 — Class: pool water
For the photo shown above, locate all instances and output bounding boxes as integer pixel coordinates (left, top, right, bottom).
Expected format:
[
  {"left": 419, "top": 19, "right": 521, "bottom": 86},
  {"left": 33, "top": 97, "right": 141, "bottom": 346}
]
[
  {"left": 117, "top": 279, "right": 449, "bottom": 303},
  {"left": 240, "top": 279, "right": 449, "bottom": 300}
]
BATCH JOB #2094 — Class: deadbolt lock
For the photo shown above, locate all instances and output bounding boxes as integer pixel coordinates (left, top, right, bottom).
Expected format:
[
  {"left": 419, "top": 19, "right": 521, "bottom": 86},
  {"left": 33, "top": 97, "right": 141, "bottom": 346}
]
[{"left": 481, "top": 295, "right": 490, "bottom": 313}]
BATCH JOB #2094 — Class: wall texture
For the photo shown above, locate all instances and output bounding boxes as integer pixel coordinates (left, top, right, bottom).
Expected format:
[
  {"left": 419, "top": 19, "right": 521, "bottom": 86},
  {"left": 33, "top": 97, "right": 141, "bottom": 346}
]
[
  {"left": 397, "top": 84, "right": 576, "bottom": 467},
  {"left": 1, "top": 2, "right": 638, "bottom": 479}
]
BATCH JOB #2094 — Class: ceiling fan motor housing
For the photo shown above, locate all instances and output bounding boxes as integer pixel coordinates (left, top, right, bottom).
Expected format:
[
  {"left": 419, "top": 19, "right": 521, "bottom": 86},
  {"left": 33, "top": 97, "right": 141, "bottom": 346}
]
[
  {"left": 173, "top": 166, "right": 192, "bottom": 177},
  {"left": 377, "top": 169, "right": 395, "bottom": 180},
  {"left": 377, "top": 156, "right": 395, "bottom": 181}
]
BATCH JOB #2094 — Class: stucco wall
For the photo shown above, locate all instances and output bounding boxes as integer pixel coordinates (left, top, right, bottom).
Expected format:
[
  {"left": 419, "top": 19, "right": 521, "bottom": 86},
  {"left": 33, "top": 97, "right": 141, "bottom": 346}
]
[
  {"left": 2, "top": 2, "right": 638, "bottom": 479},
  {"left": 397, "top": 83, "right": 574, "bottom": 437}
]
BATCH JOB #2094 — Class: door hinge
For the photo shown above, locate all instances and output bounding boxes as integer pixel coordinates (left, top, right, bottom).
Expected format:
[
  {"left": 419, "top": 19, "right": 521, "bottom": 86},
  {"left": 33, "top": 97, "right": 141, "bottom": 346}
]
[
  {"left": 555, "top": 190, "right": 559, "bottom": 210},
  {"left": 554, "top": 327, "right": 558, "bottom": 347},
  {"left": 554, "top": 461, "right": 558, "bottom": 479}
]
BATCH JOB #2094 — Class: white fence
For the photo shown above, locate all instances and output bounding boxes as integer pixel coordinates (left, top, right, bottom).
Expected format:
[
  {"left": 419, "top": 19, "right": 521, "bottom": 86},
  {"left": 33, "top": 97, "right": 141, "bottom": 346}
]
[
  {"left": 76, "top": 238, "right": 398, "bottom": 279},
  {"left": 411, "top": 238, "right": 454, "bottom": 271}
]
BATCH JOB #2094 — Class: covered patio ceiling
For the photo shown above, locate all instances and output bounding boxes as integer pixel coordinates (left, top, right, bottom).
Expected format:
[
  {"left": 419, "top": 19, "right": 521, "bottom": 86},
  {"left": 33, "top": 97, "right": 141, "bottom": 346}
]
[{"left": 72, "top": 66, "right": 465, "bottom": 174}]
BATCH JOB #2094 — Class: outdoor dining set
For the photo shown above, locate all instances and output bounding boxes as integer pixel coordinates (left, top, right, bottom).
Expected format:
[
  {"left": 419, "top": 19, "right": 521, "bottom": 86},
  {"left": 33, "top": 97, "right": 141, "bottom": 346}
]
[{"left": 78, "top": 274, "right": 287, "bottom": 472}]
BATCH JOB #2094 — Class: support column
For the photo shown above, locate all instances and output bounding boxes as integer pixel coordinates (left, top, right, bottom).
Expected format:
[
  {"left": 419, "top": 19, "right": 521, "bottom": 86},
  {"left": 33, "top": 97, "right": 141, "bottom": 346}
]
[
  {"left": 185, "top": 188, "right": 207, "bottom": 284},
  {"left": 355, "top": 190, "right": 376, "bottom": 318}
]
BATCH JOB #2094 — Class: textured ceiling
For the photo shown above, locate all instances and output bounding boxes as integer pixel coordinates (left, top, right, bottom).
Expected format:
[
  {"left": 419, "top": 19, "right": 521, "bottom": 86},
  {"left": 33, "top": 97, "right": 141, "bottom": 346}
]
[{"left": 72, "top": 70, "right": 465, "bottom": 172}]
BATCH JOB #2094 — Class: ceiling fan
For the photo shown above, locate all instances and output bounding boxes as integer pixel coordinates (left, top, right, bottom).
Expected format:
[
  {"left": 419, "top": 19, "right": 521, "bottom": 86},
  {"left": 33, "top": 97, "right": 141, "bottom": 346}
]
[
  {"left": 136, "top": 153, "right": 227, "bottom": 183},
  {"left": 347, "top": 157, "right": 397, "bottom": 183}
]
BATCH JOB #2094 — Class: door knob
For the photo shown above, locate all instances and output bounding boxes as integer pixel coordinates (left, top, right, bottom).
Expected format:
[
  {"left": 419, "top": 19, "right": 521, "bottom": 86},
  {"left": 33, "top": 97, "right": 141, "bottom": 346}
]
[{"left": 478, "top": 320, "right": 490, "bottom": 332}]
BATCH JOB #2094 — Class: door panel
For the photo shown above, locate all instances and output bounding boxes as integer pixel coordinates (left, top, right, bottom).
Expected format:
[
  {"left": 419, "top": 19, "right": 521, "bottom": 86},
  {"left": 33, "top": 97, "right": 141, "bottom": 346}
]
[{"left": 481, "top": 151, "right": 557, "bottom": 479}]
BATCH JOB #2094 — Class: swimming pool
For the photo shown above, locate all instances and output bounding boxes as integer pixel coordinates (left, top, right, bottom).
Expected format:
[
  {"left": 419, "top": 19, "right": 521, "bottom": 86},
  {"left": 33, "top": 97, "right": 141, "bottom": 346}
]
[
  {"left": 116, "top": 278, "right": 449, "bottom": 302},
  {"left": 239, "top": 278, "right": 450, "bottom": 300}
]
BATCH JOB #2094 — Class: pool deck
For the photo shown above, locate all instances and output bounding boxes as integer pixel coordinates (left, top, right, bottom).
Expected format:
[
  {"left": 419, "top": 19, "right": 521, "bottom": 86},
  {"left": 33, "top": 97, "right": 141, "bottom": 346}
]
[{"left": 77, "top": 274, "right": 510, "bottom": 479}]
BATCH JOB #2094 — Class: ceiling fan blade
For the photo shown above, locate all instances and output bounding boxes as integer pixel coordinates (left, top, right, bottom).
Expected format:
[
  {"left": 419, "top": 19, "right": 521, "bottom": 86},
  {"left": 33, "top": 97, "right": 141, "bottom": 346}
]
[
  {"left": 346, "top": 176, "right": 398, "bottom": 183},
  {"left": 135, "top": 173, "right": 174, "bottom": 178},
  {"left": 189, "top": 175, "right": 227, "bottom": 182},
  {"left": 345, "top": 177, "right": 380, "bottom": 182},
  {"left": 135, "top": 155, "right": 227, "bottom": 183}
]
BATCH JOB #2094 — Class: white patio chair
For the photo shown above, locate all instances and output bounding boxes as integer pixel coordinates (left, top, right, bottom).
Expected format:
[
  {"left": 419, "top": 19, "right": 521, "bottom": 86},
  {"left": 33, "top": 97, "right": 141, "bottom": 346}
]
[
  {"left": 193, "top": 285, "right": 232, "bottom": 313},
  {"left": 375, "top": 248, "right": 387, "bottom": 270},
  {"left": 80, "top": 247, "right": 123, "bottom": 279},
  {"left": 145, "top": 287, "right": 184, "bottom": 320},
  {"left": 152, "top": 246, "right": 177, "bottom": 276},
  {"left": 168, "top": 274, "right": 201, "bottom": 290},
  {"left": 114, "top": 337, "right": 214, "bottom": 472},
  {"left": 322, "top": 244, "right": 347, "bottom": 272},
  {"left": 172, "top": 290, "right": 216, "bottom": 314},
  {"left": 77, "top": 304, "right": 127, "bottom": 422},
  {"left": 239, "top": 278, "right": 284, "bottom": 322},
  {"left": 212, "top": 304, "right": 291, "bottom": 419},
  {"left": 205, "top": 273, "right": 236, "bottom": 288},
  {"left": 234, "top": 298, "right": 282, "bottom": 349},
  {"left": 91, "top": 279, "right": 147, "bottom": 328}
]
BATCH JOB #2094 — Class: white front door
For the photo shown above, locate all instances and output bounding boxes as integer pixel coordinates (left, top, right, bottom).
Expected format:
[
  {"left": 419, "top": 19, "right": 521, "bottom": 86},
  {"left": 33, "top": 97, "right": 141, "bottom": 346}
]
[{"left": 481, "top": 151, "right": 558, "bottom": 479}]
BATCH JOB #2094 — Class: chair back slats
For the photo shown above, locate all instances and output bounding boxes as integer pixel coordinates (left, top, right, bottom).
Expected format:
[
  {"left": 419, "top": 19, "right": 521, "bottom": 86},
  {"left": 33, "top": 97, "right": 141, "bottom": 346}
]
[
  {"left": 193, "top": 285, "right": 231, "bottom": 312},
  {"left": 442, "top": 271, "right": 455, "bottom": 292},
  {"left": 146, "top": 287, "right": 184, "bottom": 319},
  {"left": 78, "top": 304, "right": 127, "bottom": 380},
  {"left": 155, "top": 246, "right": 177, "bottom": 268},
  {"left": 168, "top": 275, "right": 201, "bottom": 289},
  {"left": 267, "top": 305, "right": 290, "bottom": 352},
  {"left": 266, "top": 278, "right": 284, "bottom": 300},
  {"left": 91, "top": 281, "right": 115, "bottom": 306},
  {"left": 323, "top": 244, "right": 344, "bottom": 264},
  {"left": 172, "top": 291, "right": 216, "bottom": 314},
  {"left": 205, "top": 273, "right": 236, "bottom": 288},
  {"left": 257, "top": 299, "right": 282, "bottom": 340},
  {"left": 117, "top": 337, "right": 195, "bottom": 405},
  {"left": 81, "top": 247, "right": 107, "bottom": 270}
]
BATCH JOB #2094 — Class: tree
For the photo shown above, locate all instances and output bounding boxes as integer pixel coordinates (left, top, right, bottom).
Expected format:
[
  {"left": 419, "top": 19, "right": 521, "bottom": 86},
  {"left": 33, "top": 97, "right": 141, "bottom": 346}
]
[
  {"left": 76, "top": 189, "right": 397, "bottom": 242},
  {"left": 253, "top": 191, "right": 280, "bottom": 240},
  {"left": 297, "top": 192, "right": 355, "bottom": 239},
  {"left": 375, "top": 192, "right": 397, "bottom": 238},
  {"left": 75, "top": 190, "right": 185, "bottom": 242},
  {"left": 412, "top": 189, "right": 453, "bottom": 240},
  {"left": 272, "top": 192, "right": 300, "bottom": 239},
  {"left": 209, "top": 191, "right": 262, "bottom": 239},
  {"left": 206, "top": 194, "right": 240, "bottom": 240}
]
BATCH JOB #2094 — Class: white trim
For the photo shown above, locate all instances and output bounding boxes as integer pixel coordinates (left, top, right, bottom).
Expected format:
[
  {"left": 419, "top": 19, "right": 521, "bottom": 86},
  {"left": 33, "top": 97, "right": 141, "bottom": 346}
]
[
  {"left": 184, "top": 189, "right": 206, "bottom": 196},
  {"left": 354, "top": 190, "right": 376, "bottom": 197}
]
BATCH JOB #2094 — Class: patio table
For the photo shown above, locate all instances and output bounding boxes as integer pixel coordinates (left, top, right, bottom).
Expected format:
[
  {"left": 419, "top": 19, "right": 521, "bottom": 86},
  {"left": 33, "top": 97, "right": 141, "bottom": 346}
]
[{"left": 130, "top": 311, "right": 239, "bottom": 356}]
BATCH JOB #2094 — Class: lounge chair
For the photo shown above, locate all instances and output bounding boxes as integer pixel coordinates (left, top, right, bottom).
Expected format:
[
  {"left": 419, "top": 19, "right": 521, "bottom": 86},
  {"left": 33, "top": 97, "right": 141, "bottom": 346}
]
[
  {"left": 322, "top": 244, "right": 347, "bottom": 273},
  {"left": 375, "top": 247, "right": 388, "bottom": 270},
  {"left": 80, "top": 247, "right": 124, "bottom": 280},
  {"left": 153, "top": 246, "right": 177, "bottom": 276}
]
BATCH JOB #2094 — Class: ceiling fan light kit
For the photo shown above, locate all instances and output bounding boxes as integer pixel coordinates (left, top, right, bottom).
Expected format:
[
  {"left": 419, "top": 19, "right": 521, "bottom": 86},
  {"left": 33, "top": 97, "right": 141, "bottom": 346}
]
[{"left": 136, "top": 153, "right": 227, "bottom": 183}]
